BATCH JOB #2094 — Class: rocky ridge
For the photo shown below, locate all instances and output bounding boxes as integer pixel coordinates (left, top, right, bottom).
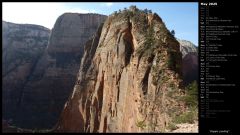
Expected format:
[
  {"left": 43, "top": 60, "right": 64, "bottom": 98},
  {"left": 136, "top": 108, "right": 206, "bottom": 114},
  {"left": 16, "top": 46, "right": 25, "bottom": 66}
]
[{"left": 55, "top": 7, "right": 193, "bottom": 133}]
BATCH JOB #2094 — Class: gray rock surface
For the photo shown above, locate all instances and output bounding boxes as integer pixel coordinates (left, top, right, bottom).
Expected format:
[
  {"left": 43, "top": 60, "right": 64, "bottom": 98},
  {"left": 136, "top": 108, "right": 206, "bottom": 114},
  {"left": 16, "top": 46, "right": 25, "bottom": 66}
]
[{"left": 178, "top": 39, "right": 197, "bottom": 58}]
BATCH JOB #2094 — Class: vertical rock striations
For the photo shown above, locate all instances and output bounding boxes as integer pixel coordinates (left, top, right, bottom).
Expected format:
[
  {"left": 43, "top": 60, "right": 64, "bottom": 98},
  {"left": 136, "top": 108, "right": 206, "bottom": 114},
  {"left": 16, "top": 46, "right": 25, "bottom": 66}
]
[
  {"left": 15, "top": 13, "right": 107, "bottom": 129},
  {"left": 56, "top": 8, "right": 188, "bottom": 132},
  {"left": 2, "top": 13, "right": 107, "bottom": 129},
  {"left": 2, "top": 21, "right": 50, "bottom": 126}
]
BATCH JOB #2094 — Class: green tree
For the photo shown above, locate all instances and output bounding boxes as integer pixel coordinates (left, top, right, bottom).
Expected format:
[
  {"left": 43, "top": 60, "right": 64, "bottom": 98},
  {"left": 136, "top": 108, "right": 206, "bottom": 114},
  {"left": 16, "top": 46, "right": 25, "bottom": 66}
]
[
  {"left": 170, "top": 30, "right": 175, "bottom": 37},
  {"left": 143, "top": 8, "right": 148, "bottom": 14},
  {"left": 184, "top": 81, "right": 198, "bottom": 107}
]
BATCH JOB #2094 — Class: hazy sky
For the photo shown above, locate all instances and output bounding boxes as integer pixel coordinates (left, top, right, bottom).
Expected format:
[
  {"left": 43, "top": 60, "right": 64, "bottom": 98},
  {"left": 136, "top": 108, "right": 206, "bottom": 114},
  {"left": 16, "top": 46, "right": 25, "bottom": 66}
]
[{"left": 2, "top": 2, "right": 198, "bottom": 45}]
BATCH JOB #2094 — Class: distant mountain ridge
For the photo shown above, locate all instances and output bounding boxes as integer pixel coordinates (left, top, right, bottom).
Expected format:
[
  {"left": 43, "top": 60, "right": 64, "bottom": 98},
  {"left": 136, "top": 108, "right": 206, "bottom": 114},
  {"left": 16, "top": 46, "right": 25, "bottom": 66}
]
[{"left": 178, "top": 39, "right": 198, "bottom": 58}]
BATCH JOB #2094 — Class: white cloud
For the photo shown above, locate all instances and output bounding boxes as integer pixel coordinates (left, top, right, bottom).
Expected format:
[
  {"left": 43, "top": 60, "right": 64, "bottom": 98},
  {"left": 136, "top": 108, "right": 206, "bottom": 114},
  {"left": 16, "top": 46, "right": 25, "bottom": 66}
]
[
  {"left": 103, "top": 3, "right": 114, "bottom": 7},
  {"left": 66, "top": 7, "right": 95, "bottom": 14},
  {"left": 2, "top": 2, "right": 92, "bottom": 29}
]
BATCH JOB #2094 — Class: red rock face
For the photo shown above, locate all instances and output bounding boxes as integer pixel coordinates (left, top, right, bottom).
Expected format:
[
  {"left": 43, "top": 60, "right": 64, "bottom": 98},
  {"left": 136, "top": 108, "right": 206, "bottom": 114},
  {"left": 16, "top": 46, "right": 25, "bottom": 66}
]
[{"left": 55, "top": 9, "right": 187, "bottom": 133}]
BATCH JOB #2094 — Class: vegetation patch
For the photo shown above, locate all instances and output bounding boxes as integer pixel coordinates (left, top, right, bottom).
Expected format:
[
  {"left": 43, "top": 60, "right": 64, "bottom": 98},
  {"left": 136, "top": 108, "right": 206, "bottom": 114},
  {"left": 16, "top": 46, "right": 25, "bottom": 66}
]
[
  {"left": 167, "top": 122, "right": 177, "bottom": 131},
  {"left": 181, "top": 81, "right": 198, "bottom": 107},
  {"left": 172, "top": 81, "right": 198, "bottom": 124},
  {"left": 173, "top": 107, "right": 197, "bottom": 124},
  {"left": 136, "top": 119, "right": 146, "bottom": 130}
]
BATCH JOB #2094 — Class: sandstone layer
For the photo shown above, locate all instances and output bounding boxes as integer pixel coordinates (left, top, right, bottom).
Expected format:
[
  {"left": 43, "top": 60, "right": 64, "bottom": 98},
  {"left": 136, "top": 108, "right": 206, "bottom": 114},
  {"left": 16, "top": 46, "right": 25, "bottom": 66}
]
[{"left": 56, "top": 8, "right": 189, "bottom": 133}]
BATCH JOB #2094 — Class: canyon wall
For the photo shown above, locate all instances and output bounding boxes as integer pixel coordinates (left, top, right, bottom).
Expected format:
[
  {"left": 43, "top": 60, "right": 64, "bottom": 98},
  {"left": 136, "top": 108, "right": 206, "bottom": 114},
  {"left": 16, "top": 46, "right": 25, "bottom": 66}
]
[
  {"left": 2, "top": 21, "right": 50, "bottom": 126},
  {"left": 2, "top": 13, "right": 107, "bottom": 129},
  {"left": 56, "top": 9, "right": 188, "bottom": 132}
]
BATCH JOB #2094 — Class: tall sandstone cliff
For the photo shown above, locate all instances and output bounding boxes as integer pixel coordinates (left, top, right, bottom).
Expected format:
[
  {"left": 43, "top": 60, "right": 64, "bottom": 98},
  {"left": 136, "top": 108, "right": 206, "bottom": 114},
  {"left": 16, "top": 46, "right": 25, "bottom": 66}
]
[
  {"left": 56, "top": 9, "right": 189, "bottom": 132},
  {"left": 2, "top": 21, "right": 50, "bottom": 125},
  {"left": 3, "top": 14, "right": 106, "bottom": 129}
]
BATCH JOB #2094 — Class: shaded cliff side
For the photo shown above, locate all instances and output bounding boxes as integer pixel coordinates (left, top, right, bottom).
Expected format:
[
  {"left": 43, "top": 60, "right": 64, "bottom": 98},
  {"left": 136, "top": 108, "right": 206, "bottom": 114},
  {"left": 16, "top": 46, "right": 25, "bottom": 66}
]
[
  {"left": 2, "top": 21, "right": 50, "bottom": 126},
  {"left": 56, "top": 7, "right": 195, "bottom": 133},
  {"left": 178, "top": 39, "right": 198, "bottom": 85},
  {"left": 2, "top": 13, "right": 107, "bottom": 129}
]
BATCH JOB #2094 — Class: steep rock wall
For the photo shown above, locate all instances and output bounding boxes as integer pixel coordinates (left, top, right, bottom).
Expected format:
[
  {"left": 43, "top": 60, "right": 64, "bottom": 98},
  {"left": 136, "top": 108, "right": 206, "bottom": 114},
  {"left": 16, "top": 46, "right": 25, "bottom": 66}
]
[
  {"left": 56, "top": 10, "right": 186, "bottom": 133},
  {"left": 3, "top": 13, "right": 106, "bottom": 129},
  {"left": 2, "top": 21, "right": 50, "bottom": 125}
]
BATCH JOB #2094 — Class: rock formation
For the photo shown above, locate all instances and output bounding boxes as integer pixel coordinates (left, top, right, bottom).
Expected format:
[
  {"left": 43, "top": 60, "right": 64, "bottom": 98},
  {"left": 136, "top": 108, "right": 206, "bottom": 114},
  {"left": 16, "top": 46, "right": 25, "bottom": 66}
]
[
  {"left": 178, "top": 39, "right": 198, "bottom": 85},
  {"left": 2, "top": 21, "right": 50, "bottom": 127},
  {"left": 2, "top": 13, "right": 107, "bottom": 129},
  {"left": 178, "top": 39, "right": 198, "bottom": 58},
  {"left": 55, "top": 8, "right": 191, "bottom": 133},
  {"left": 15, "top": 13, "right": 106, "bottom": 129}
]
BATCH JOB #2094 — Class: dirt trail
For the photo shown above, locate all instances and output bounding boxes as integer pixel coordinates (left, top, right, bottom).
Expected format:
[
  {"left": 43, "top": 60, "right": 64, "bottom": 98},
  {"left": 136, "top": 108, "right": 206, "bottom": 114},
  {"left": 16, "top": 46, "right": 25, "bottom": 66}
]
[{"left": 171, "top": 121, "right": 198, "bottom": 133}]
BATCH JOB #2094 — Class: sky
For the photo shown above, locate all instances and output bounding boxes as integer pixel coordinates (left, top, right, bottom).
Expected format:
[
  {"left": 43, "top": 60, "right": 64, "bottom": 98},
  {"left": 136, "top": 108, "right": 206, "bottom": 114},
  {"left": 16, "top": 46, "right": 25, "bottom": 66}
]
[{"left": 2, "top": 2, "right": 198, "bottom": 45}]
